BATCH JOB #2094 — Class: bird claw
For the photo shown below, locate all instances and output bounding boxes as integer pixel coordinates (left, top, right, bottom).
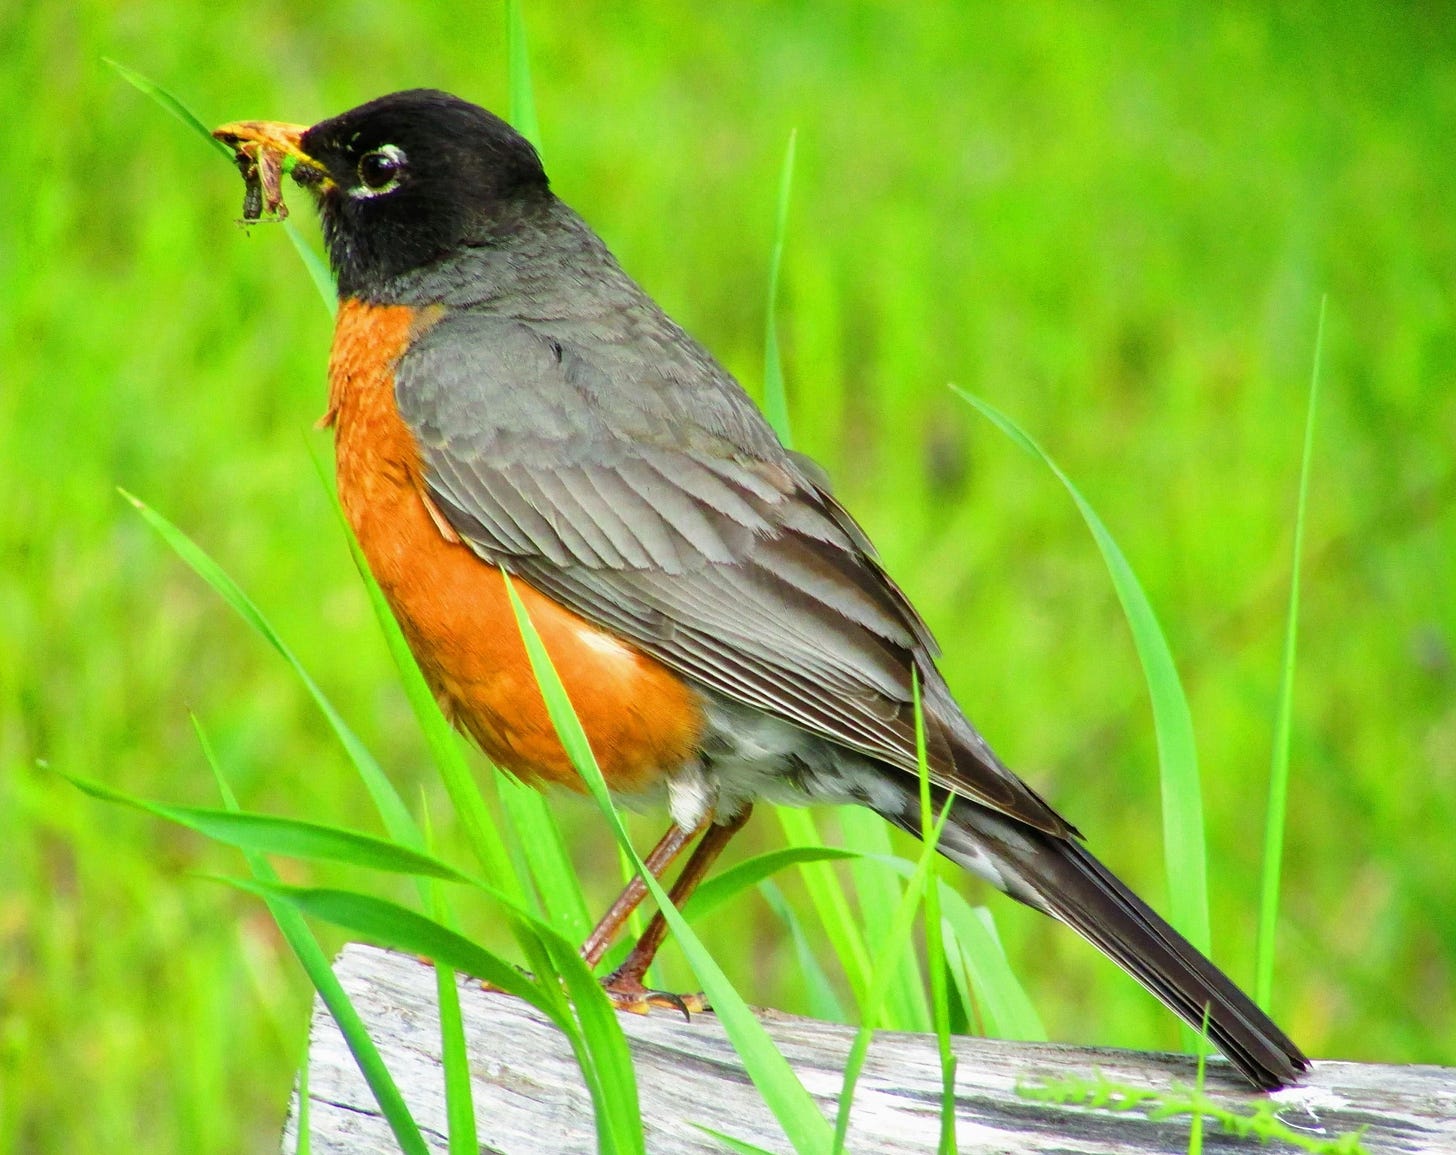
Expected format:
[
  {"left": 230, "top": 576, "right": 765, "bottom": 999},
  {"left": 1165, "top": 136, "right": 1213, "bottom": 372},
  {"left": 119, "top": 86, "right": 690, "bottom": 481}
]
[
  {"left": 469, "top": 962, "right": 708, "bottom": 1019},
  {"left": 600, "top": 972, "right": 709, "bottom": 1019}
]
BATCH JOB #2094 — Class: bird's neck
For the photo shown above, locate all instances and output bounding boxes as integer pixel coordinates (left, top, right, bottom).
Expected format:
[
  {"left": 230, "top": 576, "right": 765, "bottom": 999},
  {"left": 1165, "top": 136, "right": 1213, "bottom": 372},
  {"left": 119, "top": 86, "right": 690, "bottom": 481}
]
[{"left": 348, "top": 197, "right": 637, "bottom": 323}]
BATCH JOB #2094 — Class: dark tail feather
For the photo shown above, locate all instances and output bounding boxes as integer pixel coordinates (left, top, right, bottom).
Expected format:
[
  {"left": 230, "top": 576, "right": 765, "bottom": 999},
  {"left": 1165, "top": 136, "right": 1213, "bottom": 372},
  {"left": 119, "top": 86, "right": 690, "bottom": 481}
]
[{"left": 890, "top": 795, "right": 1309, "bottom": 1090}]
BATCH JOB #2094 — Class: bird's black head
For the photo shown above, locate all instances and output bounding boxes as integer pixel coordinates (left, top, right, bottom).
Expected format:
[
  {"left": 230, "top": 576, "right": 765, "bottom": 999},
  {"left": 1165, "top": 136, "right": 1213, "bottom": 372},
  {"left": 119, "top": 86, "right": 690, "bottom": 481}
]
[{"left": 290, "top": 90, "right": 550, "bottom": 297}]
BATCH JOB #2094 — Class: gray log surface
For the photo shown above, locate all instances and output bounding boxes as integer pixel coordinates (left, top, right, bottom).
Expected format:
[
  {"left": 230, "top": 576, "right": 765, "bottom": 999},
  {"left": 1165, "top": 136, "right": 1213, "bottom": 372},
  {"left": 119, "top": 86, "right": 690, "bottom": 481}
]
[{"left": 282, "top": 944, "right": 1455, "bottom": 1154}]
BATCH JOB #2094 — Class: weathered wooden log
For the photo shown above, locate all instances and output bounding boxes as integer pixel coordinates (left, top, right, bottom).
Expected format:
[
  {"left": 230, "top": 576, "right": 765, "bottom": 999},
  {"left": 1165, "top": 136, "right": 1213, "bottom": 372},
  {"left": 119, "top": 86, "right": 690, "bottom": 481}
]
[{"left": 282, "top": 944, "right": 1454, "bottom": 1154}]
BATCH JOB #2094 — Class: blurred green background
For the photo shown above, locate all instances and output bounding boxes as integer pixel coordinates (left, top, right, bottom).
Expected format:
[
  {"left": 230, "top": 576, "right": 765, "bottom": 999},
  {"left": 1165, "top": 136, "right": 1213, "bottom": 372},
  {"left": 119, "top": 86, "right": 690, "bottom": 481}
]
[{"left": 3, "top": 1, "right": 1454, "bottom": 1150}]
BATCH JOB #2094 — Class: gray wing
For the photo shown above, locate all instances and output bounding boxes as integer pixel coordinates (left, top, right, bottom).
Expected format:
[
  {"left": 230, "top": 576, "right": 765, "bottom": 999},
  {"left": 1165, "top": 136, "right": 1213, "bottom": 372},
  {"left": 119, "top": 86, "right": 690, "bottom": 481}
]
[{"left": 396, "top": 310, "right": 1069, "bottom": 836}]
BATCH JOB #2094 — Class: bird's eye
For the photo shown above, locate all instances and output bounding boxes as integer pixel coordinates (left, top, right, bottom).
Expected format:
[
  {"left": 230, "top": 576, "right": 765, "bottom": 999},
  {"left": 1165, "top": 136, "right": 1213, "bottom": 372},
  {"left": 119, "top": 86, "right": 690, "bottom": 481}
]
[{"left": 355, "top": 145, "right": 406, "bottom": 195}]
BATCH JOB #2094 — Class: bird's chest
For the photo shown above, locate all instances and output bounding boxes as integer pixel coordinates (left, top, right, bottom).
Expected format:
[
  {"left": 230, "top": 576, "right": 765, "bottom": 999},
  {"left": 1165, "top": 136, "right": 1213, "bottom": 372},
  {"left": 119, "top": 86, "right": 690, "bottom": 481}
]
[
  {"left": 321, "top": 298, "right": 704, "bottom": 795},
  {"left": 324, "top": 300, "right": 438, "bottom": 558}
]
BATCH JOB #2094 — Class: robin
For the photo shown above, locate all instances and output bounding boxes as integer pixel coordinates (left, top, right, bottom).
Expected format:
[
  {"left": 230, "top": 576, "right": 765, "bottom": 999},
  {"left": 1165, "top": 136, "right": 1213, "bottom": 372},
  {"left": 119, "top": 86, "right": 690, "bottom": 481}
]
[{"left": 213, "top": 89, "right": 1307, "bottom": 1090}]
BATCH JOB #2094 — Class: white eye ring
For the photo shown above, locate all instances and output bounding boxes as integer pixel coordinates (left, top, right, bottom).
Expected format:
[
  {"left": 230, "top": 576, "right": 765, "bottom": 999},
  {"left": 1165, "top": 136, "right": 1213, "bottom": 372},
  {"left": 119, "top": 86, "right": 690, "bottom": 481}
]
[{"left": 352, "top": 144, "right": 407, "bottom": 198}]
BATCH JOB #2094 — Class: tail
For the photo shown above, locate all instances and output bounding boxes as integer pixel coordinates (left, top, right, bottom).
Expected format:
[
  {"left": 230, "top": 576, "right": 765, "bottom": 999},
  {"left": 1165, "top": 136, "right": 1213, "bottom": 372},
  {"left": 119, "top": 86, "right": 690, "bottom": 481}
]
[{"left": 887, "top": 792, "right": 1309, "bottom": 1090}]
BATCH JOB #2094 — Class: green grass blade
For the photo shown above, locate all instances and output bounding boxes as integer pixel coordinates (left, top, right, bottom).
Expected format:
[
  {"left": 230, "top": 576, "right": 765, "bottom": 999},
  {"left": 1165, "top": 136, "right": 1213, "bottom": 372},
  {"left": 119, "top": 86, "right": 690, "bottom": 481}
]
[
  {"left": 502, "top": 571, "right": 833, "bottom": 1154},
  {"left": 240, "top": 912, "right": 430, "bottom": 1155},
  {"left": 1255, "top": 297, "right": 1326, "bottom": 1009},
  {"left": 124, "top": 489, "right": 424, "bottom": 848},
  {"left": 830, "top": 796, "right": 955, "bottom": 1154},
  {"left": 103, "top": 59, "right": 231, "bottom": 158},
  {"left": 940, "top": 954, "right": 972, "bottom": 1037},
  {"left": 955, "top": 391, "right": 1212, "bottom": 974},
  {"left": 58, "top": 771, "right": 474, "bottom": 882},
  {"left": 763, "top": 129, "right": 797, "bottom": 446},
  {"left": 692, "top": 833, "right": 1030, "bottom": 1043},
  {"left": 495, "top": 773, "right": 594, "bottom": 942},
  {"left": 855, "top": 853, "right": 1044, "bottom": 1040},
  {"left": 284, "top": 221, "right": 337, "bottom": 313},
  {"left": 436, "top": 958, "right": 476, "bottom": 1155},
  {"left": 773, "top": 808, "right": 1033, "bottom": 1039},
  {"left": 697, "top": 1128, "right": 778, "bottom": 1155},
  {"left": 423, "top": 808, "right": 478, "bottom": 1155},
  {"left": 912, "top": 673, "right": 958, "bottom": 1155},
  {"left": 220, "top": 880, "right": 555, "bottom": 1013},
  {"left": 759, "top": 880, "right": 848, "bottom": 1023},
  {"left": 81, "top": 740, "right": 558, "bottom": 1014},
  {"left": 535, "top": 935, "right": 646, "bottom": 1155},
  {"left": 232, "top": 871, "right": 616, "bottom": 1137},
  {"left": 776, "top": 808, "right": 873, "bottom": 1008},
  {"left": 838, "top": 806, "right": 931, "bottom": 1031},
  {"left": 423, "top": 826, "right": 477, "bottom": 1155},
  {"left": 935, "top": 896, "right": 1044, "bottom": 1040},
  {"left": 1189, "top": 1007, "right": 1210, "bottom": 1155},
  {"left": 505, "top": 0, "right": 542, "bottom": 151},
  {"left": 257, "top": 919, "right": 430, "bottom": 1155},
  {"left": 683, "top": 845, "right": 858, "bottom": 921},
  {"left": 281, "top": 36, "right": 622, "bottom": 1146},
  {"left": 196, "top": 722, "right": 429, "bottom": 1155}
]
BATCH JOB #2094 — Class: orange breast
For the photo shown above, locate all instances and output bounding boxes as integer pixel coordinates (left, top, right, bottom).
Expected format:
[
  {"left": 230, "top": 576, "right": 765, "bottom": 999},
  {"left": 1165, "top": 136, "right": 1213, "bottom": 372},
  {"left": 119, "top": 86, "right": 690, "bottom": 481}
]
[{"left": 325, "top": 299, "right": 704, "bottom": 793}]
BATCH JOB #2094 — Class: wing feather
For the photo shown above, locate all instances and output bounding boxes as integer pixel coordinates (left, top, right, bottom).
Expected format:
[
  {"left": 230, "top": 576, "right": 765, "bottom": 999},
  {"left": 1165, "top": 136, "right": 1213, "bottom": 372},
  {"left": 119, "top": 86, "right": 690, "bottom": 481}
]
[{"left": 395, "top": 311, "right": 1069, "bottom": 836}]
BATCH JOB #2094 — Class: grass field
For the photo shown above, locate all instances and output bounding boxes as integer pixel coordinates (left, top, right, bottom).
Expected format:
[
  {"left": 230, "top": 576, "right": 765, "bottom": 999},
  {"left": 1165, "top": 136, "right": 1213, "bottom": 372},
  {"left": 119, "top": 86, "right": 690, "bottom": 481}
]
[{"left": 3, "top": 2, "right": 1454, "bottom": 1150}]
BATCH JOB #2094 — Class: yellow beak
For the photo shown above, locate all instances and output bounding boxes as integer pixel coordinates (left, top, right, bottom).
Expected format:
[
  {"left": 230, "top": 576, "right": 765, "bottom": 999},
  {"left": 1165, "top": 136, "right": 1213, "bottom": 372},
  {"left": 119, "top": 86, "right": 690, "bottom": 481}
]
[
  {"left": 212, "top": 120, "right": 330, "bottom": 220},
  {"left": 212, "top": 120, "right": 314, "bottom": 164}
]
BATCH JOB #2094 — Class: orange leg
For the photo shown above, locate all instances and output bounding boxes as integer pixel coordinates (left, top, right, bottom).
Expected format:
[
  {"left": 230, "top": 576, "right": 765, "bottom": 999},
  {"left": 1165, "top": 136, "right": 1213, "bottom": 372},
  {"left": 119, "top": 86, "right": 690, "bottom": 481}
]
[
  {"left": 580, "top": 817, "right": 706, "bottom": 969},
  {"left": 601, "top": 805, "right": 753, "bottom": 1014},
  {"left": 477, "top": 822, "right": 704, "bottom": 1001}
]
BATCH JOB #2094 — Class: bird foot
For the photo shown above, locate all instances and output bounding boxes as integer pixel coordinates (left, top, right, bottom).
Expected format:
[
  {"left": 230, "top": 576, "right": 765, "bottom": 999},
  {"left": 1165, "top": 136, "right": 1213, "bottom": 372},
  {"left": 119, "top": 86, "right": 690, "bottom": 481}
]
[
  {"left": 472, "top": 963, "right": 708, "bottom": 1019},
  {"left": 600, "top": 969, "right": 709, "bottom": 1018}
]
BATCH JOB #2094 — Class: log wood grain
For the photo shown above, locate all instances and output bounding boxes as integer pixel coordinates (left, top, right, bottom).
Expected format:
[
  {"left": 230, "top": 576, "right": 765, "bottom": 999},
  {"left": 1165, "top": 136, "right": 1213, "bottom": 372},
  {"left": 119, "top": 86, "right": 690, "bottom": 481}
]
[{"left": 281, "top": 944, "right": 1455, "bottom": 1154}]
